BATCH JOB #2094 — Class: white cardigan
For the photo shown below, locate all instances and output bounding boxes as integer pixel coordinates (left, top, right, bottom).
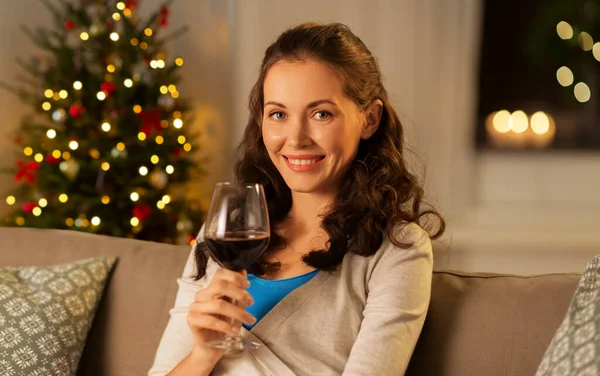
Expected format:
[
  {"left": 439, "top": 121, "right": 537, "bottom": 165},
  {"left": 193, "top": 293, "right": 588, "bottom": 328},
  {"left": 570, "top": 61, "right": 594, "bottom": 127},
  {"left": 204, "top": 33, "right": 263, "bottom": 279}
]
[{"left": 149, "top": 223, "right": 432, "bottom": 376}]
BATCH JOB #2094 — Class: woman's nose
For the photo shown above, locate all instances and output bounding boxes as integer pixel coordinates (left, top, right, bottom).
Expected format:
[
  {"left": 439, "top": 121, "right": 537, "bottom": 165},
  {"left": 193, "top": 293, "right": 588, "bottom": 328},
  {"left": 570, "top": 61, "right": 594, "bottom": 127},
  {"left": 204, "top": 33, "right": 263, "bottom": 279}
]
[{"left": 287, "top": 119, "right": 311, "bottom": 148}]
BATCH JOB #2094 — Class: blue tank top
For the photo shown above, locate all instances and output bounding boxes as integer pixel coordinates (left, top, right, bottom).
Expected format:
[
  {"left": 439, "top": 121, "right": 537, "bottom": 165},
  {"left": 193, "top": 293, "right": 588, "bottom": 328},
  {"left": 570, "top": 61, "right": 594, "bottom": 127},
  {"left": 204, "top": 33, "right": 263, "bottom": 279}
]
[{"left": 243, "top": 269, "right": 320, "bottom": 330}]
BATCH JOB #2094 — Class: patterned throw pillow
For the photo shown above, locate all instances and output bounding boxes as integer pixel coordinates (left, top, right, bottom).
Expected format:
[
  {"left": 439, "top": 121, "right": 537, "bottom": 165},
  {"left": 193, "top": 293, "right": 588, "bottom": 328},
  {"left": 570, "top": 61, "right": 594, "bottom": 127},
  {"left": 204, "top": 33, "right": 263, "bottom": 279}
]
[
  {"left": 0, "top": 257, "right": 116, "bottom": 376},
  {"left": 536, "top": 255, "right": 600, "bottom": 376}
]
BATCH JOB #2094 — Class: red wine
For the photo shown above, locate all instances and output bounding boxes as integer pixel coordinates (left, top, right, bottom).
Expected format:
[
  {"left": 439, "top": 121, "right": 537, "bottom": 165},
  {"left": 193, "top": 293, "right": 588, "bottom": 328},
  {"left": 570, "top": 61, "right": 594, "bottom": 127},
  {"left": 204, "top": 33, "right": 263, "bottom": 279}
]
[{"left": 204, "top": 232, "right": 270, "bottom": 272}]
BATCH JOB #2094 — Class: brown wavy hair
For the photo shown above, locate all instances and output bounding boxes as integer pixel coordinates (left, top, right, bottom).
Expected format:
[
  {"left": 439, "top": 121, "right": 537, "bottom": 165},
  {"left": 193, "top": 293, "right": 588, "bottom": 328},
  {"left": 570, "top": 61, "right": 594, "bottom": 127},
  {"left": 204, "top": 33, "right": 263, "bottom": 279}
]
[{"left": 194, "top": 22, "right": 444, "bottom": 279}]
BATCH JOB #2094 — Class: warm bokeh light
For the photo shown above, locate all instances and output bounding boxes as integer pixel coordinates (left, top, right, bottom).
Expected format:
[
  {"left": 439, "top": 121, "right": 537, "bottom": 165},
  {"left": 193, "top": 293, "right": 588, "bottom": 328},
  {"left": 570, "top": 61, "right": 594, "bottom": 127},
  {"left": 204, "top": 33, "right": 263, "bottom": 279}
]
[
  {"left": 116, "top": 2, "right": 125, "bottom": 10},
  {"left": 168, "top": 85, "right": 177, "bottom": 93},
  {"left": 66, "top": 218, "right": 74, "bottom": 227},
  {"left": 173, "top": 119, "right": 183, "bottom": 129},
  {"left": 23, "top": 147, "right": 33, "bottom": 156},
  {"left": 162, "top": 195, "right": 171, "bottom": 204},
  {"left": 107, "top": 64, "right": 116, "bottom": 73},
  {"left": 160, "top": 85, "right": 168, "bottom": 94},
  {"left": 130, "top": 38, "right": 139, "bottom": 46},
  {"left": 101, "top": 195, "right": 111, "bottom": 204},
  {"left": 32, "top": 207, "right": 42, "bottom": 217},
  {"left": 101, "top": 162, "right": 110, "bottom": 171},
  {"left": 177, "top": 135, "right": 186, "bottom": 144},
  {"left": 62, "top": 151, "right": 71, "bottom": 160},
  {"left": 556, "top": 21, "right": 573, "bottom": 40},
  {"left": 38, "top": 198, "right": 48, "bottom": 208},
  {"left": 130, "top": 192, "right": 140, "bottom": 201},
  {"left": 492, "top": 110, "right": 511, "bottom": 133},
  {"left": 124, "top": 78, "right": 133, "bottom": 87},
  {"left": 59, "top": 90, "right": 68, "bottom": 99},
  {"left": 101, "top": 122, "right": 111, "bottom": 132},
  {"left": 16, "top": 217, "right": 25, "bottom": 226},
  {"left": 144, "top": 28, "right": 153, "bottom": 36},
  {"left": 46, "top": 129, "right": 57, "bottom": 139},
  {"left": 155, "top": 135, "right": 164, "bottom": 144},
  {"left": 112, "top": 12, "right": 121, "bottom": 21},
  {"left": 133, "top": 105, "right": 142, "bottom": 114},
  {"left": 58, "top": 194, "right": 69, "bottom": 203},
  {"left": 117, "top": 142, "right": 126, "bottom": 151},
  {"left": 157, "top": 201, "right": 166, "bottom": 209},
  {"left": 130, "top": 217, "right": 140, "bottom": 226},
  {"left": 138, "top": 132, "right": 147, "bottom": 141},
  {"left": 91, "top": 216, "right": 101, "bottom": 226},
  {"left": 52, "top": 150, "right": 61, "bottom": 159},
  {"left": 166, "top": 165, "right": 174, "bottom": 174},
  {"left": 579, "top": 32, "right": 594, "bottom": 51},
  {"left": 42, "top": 102, "right": 51, "bottom": 111},
  {"left": 97, "top": 91, "right": 106, "bottom": 101},
  {"left": 140, "top": 42, "right": 148, "bottom": 50},
  {"left": 34, "top": 154, "right": 44, "bottom": 163},
  {"left": 110, "top": 32, "right": 120, "bottom": 42},
  {"left": 510, "top": 110, "right": 528, "bottom": 133},
  {"left": 594, "top": 43, "right": 600, "bottom": 62},
  {"left": 151, "top": 155, "right": 159, "bottom": 164},
  {"left": 73, "top": 81, "right": 83, "bottom": 90},
  {"left": 175, "top": 57, "right": 184, "bottom": 67},
  {"left": 80, "top": 32, "right": 89, "bottom": 41},
  {"left": 574, "top": 82, "right": 591, "bottom": 103},
  {"left": 69, "top": 140, "right": 79, "bottom": 150},
  {"left": 530, "top": 111, "right": 550, "bottom": 135},
  {"left": 44, "top": 89, "right": 53, "bottom": 98},
  {"left": 90, "top": 149, "right": 100, "bottom": 159},
  {"left": 6, "top": 196, "right": 16, "bottom": 205},
  {"left": 139, "top": 166, "right": 149, "bottom": 176},
  {"left": 556, "top": 66, "right": 574, "bottom": 87}
]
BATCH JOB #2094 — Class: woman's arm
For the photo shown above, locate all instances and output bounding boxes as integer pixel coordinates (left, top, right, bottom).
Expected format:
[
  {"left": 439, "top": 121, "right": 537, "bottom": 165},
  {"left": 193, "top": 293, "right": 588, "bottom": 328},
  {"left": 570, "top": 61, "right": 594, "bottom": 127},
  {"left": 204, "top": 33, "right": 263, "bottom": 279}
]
[{"left": 342, "top": 224, "right": 433, "bottom": 376}]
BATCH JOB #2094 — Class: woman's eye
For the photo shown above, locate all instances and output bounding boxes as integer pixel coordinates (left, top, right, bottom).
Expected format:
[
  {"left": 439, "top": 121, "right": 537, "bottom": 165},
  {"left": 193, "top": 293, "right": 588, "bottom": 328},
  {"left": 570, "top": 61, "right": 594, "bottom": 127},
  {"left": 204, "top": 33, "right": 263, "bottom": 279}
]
[
  {"left": 314, "top": 111, "right": 332, "bottom": 120},
  {"left": 270, "top": 112, "right": 286, "bottom": 121}
]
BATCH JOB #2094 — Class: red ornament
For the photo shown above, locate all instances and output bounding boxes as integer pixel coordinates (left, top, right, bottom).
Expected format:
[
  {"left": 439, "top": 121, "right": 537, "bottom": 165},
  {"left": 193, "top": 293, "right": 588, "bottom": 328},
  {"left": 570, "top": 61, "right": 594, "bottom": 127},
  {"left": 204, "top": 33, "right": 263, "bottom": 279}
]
[
  {"left": 69, "top": 104, "right": 85, "bottom": 119},
  {"left": 172, "top": 147, "right": 182, "bottom": 157},
  {"left": 187, "top": 235, "right": 196, "bottom": 245},
  {"left": 22, "top": 202, "right": 37, "bottom": 215},
  {"left": 100, "top": 82, "right": 117, "bottom": 97},
  {"left": 106, "top": 21, "right": 114, "bottom": 30},
  {"left": 64, "top": 20, "right": 75, "bottom": 30},
  {"left": 45, "top": 154, "right": 60, "bottom": 164},
  {"left": 137, "top": 108, "right": 162, "bottom": 136},
  {"left": 126, "top": 0, "right": 138, "bottom": 9},
  {"left": 14, "top": 160, "right": 39, "bottom": 185},
  {"left": 159, "top": 7, "right": 169, "bottom": 27},
  {"left": 133, "top": 204, "right": 152, "bottom": 221}
]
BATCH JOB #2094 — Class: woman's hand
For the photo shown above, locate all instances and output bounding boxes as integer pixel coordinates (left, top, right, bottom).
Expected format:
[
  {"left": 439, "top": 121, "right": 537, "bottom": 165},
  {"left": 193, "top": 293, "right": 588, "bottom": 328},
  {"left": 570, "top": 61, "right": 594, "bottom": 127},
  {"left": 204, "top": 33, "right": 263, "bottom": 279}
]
[{"left": 186, "top": 268, "right": 256, "bottom": 363}]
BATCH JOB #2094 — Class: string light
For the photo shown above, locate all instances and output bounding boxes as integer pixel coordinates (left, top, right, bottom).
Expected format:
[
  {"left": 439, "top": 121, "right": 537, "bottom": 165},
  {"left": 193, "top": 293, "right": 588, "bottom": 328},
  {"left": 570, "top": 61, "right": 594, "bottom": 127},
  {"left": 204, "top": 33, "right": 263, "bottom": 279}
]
[
  {"left": 133, "top": 74, "right": 141, "bottom": 82},
  {"left": 38, "top": 198, "right": 48, "bottom": 208},
  {"left": 117, "top": 142, "right": 126, "bottom": 151},
  {"left": 91, "top": 216, "right": 101, "bottom": 226},
  {"left": 101, "top": 162, "right": 110, "bottom": 171},
  {"left": 168, "top": 85, "right": 177, "bottom": 93},
  {"left": 175, "top": 57, "right": 184, "bottom": 67},
  {"left": 157, "top": 201, "right": 165, "bottom": 209},
  {"left": 44, "top": 89, "right": 53, "bottom": 98},
  {"left": 116, "top": 2, "right": 125, "bottom": 10},
  {"left": 157, "top": 60, "right": 165, "bottom": 69},
  {"left": 107, "top": 64, "right": 116, "bottom": 73},
  {"left": 80, "top": 32, "right": 89, "bottom": 41},
  {"left": 166, "top": 165, "right": 174, "bottom": 174},
  {"left": 155, "top": 135, "right": 164, "bottom": 144},
  {"left": 6, "top": 196, "right": 16, "bottom": 205},
  {"left": 574, "top": 82, "right": 591, "bottom": 103},
  {"left": 177, "top": 136, "right": 186, "bottom": 144},
  {"left": 32, "top": 207, "right": 42, "bottom": 216},
  {"left": 594, "top": 43, "right": 600, "bottom": 62},
  {"left": 138, "top": 132, "right": 147, "bottom": 141},
  {"left": 173, "top": 111, "right": 182, "bottom": 118},
  {"left": 579, "top": 32, "right": 594, "bottom": 51},
  {"left": 130, "top": 217, "right": 140, "bottom": 226},
  {"left": 59, "top": 90, "right": 68, "bottom": 99},
  {"left": 42, "top": 102, "right": 51, "bottom": 111},
  {"left": 52, "top": 92, "right": 61, "bottom": 101},
  {"left": 556, "top": 21, "right": 573, "bottom": 40},
  {"left": 124, "top": 78, "right": 133, "bottom": 88},
  {"left": 16, "top": 217, "right": 25, "bottom": 226},
  {"left": 171, "top": 91, "right": 180, "bottom": 99},
  {"left": 160, "top": 86, "right": 168, "bottom": 94},
  {"left": 58, "top": 194, "right": 69, "bottom": 203},
  {"left": 82, "top": 219, "right": 90, "bottom": 228},
  {"left": 73, "top": 81, "right": 82, "bottom": 90},
  {"left": 69, "top": 140, "right": 79, "bottom": 150},
  {"left": 52, "top": 150, "right": 61, "bottom": 159},
  {"left": 556, "top": 66, "right": 574, "bottom": 87},
  {"left": 101, "top": 122, "right": 111, "bottom": 132},
  {"left": 150, "top": 60, "right": 158, "bottom": 69},
  {"left": 139, "top": 166, "right": 149, "bottom": 176},
  {"left": 531, "top": 112, "right": 551, "bottom": 135},
  {"left": 23, "top": 147, "right": 33, "bottom": 156},
  {"left": 144, "top": 28, "right": 153, "bottom": 36},
  {"left": 34, "top": 153, "right": 44, "bottom": 163},
  {"left": 97, "top": 91, "right": 106, "bottom": 101},
  {"left": 112, "top": 12, "right": 121, "bottom": 21},
  {"left": 183, "top": 143, "right": 192, "bottom": 152},
  {"left": 89, "top": 149, "right": 100, "bottom": 159},
  {"left": 150, "top": 155, "right": 159, "bottom": 164},
  {"left": 66, "top": 218, "right": 74, "bottom": 227},
  {"left": 173, "top": 119, "right": 183, "bottom": 129},
  {"left": 123, "top": 8, "right": 132, "bottom": 17},
  {"left": 130, "top": 192, "right": 140, "bottom": 201},
  {"left": 110, "top": 32, "right": 120, "bottom": 42},
  {"left": 46, "top": 129, "right": 57, "bottom": 139},
  {"left": 130, "top": 38, "right": 139, "bottom": 46},
  {"left": 101, "top": 195, "right": 110, "bottom": 204},
  {"left": 140, "top": 42, "right": 148, "bottom": 50},
  {"left": 162, "top": 195, "right": 171, "bottom": 204},
  {"left": 62, "top": 151, "right": 71, "bottom": 160},
  {"left": 160, "top": 120, "right": 168, "bottom": 128},
  {"left": 133, "top": 105, "right": 142, "bottom": 114}
]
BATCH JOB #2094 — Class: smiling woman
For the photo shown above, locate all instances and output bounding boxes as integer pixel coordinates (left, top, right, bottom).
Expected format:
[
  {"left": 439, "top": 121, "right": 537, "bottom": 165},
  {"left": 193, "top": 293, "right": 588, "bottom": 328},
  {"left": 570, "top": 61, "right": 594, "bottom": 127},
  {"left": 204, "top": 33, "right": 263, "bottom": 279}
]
[{"left": 150, "top": 22, "right": 445, "bottom": 376}]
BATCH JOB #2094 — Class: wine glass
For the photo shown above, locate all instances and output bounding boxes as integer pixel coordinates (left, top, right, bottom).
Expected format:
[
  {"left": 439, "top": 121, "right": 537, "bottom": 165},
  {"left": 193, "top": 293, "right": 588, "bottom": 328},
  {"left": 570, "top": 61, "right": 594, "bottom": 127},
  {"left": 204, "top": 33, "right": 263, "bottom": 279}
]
[{"left": 203, "top": 182, "right": 270, "bottom": 351}]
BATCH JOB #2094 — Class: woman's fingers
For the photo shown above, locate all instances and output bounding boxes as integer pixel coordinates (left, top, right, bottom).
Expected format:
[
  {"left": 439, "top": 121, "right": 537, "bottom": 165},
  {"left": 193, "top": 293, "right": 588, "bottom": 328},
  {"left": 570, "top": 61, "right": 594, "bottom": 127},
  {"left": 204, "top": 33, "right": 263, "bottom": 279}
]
[
  {"left": 187, "top": 312, "right": 238, "bottom": 334},
  {"left": 190, "top": 299, "right": 256, "bottom": 326}
]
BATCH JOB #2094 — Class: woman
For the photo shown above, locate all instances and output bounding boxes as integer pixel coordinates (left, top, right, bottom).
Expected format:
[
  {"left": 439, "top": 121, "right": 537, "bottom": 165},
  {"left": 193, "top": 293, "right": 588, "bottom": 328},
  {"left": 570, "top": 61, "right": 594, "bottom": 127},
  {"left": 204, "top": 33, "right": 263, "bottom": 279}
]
[{"left": 149, "top": 22, "right": 444, "bottom": 376}]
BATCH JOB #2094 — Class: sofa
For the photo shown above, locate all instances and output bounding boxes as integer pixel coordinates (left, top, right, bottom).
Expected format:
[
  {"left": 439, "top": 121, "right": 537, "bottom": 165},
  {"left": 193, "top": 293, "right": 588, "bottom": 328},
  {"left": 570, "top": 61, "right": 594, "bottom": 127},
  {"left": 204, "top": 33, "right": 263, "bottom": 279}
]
[{"left": 0, "top": 226, "right": 581, "bottom": 376}]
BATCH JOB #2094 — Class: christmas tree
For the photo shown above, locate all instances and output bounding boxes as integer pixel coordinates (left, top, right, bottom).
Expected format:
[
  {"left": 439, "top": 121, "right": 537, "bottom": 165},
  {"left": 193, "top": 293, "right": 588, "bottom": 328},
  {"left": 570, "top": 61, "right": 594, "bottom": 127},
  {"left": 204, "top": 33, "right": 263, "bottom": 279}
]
[{"left": 1, "top": 0, "right": 204, "bottom": 244}]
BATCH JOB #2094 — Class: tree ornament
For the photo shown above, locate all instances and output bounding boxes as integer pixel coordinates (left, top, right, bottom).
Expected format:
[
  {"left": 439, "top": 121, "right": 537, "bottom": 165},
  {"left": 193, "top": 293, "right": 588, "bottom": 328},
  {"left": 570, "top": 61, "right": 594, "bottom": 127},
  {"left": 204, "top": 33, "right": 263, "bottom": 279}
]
[
  {"left": 52, "top": 108, "right": 67, "bottom": 123},
  {"left": 133, "top": 204, "right": 152, "bottom": 221},
  {"left": 149, "top": 168, "right": 168, "bottom": 189},
  {"left": 69, "top": 103, "right": 85, "bottom": 119},
  {"left": 59, "top": 159, "right": 80, "bottom": 180},
  {"left": 15, "top": 160, "right": 39, "bottom": 184},
  {"left": 138, "top": 108, "right": 162, "bottom": 136},
  {"left": 64, "top": 20, "right": 75, "bottom": 30},
  {"left": 100, "top": 82, "right": 117, "bottom": 97},
  {"left": 159, "top": 7, "right": 169, "bottom": 27},
  {"left": 45, "top": 154, "right": 60, "bottom": 164},
  {"left": 158, "top": 94, "right": 176, "bottom": 111},
  {"left": 22, "top": 202, "right": 37, "bottom": 215}
]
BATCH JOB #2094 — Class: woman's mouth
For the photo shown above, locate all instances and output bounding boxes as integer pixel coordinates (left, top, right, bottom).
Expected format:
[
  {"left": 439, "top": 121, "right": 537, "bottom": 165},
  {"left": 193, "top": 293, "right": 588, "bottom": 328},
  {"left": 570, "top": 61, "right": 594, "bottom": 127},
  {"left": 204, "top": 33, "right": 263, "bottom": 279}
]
[{"left": 283, "top": 155, "right": 325, "bottom": 172}]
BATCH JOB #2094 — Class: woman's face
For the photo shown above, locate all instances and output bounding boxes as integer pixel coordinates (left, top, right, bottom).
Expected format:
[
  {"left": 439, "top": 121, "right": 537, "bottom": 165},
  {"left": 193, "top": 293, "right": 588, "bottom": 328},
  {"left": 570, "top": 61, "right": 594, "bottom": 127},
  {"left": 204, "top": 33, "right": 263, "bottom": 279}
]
[{"left": 262, "top": 60, "right": 375, "bottom": 196}]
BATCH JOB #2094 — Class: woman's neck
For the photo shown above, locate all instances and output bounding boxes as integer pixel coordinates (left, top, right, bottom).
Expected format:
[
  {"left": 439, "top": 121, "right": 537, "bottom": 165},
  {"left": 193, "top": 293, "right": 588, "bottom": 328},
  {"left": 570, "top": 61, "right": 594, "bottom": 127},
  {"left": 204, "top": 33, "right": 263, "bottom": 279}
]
[{"left": 287, "top": 191, "right": 334, "bottom": 229}]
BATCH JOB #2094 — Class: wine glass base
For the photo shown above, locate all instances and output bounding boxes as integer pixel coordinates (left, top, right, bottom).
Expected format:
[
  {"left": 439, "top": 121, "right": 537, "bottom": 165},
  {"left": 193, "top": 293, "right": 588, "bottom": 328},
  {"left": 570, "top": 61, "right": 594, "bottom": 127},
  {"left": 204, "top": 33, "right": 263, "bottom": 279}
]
[{"left": 204, "top": 336, "right": 262, "bottom": 352}]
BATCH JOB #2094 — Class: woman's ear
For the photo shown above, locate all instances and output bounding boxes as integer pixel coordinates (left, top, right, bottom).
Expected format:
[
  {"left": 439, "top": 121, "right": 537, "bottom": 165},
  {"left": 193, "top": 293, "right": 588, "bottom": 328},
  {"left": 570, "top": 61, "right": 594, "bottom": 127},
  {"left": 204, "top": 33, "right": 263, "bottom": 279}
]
[{"left": 361, "top": 99, "right": 383, "bottom": 139}]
